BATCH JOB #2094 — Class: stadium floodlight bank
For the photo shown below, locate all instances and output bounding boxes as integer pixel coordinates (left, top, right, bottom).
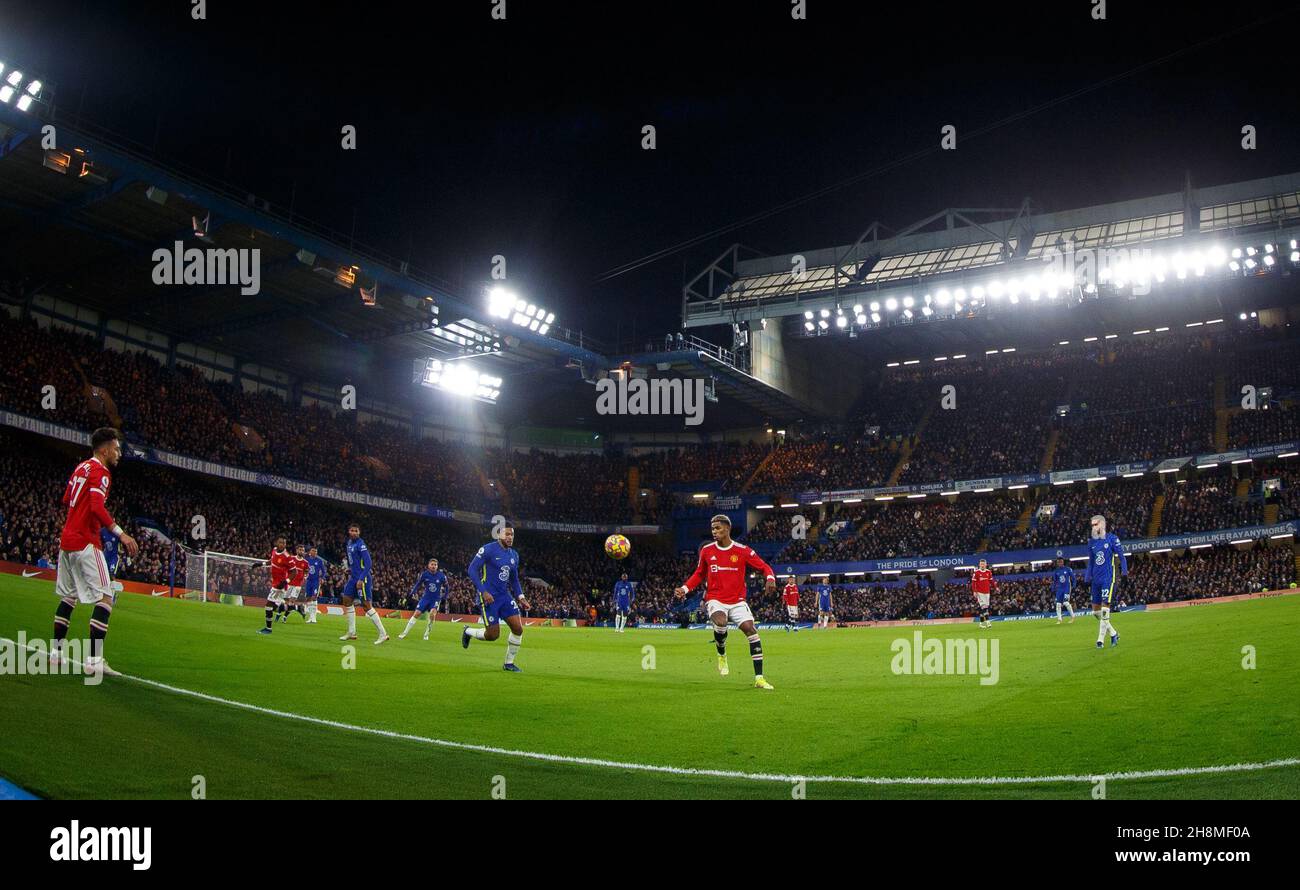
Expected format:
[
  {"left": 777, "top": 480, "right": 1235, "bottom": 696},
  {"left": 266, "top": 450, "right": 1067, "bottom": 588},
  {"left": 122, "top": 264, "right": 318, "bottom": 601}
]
[
  {"left": 187, "top": 551, "right": 270, "bottom": 606},
  {"left": 682, "top": 173, "right": 1300, "bottom": 331}
]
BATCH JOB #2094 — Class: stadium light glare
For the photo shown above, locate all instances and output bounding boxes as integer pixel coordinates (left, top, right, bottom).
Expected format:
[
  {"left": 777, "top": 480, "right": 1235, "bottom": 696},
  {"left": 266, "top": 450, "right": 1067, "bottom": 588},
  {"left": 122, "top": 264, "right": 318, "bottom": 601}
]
[
  {"left": 951, "top": 353, "right": 966, "bottom": 359},
  {"left": 921, "top": 306, "right": 933, "bottom": 316},
  {"left": 1291, "top": 251, "right": 1300, "bottom": 263},
  {"left": 5, "top": 70, "right": 21, "bottom": 87},
  {"left": 820, "top": 309, "right": 830, "bottom": 318},
  {"left": 870, "top": 312, "right": 881, "bottom": 324},
  {"left": 835, "top": 314, "right": 847, "bottom": 328},
  {"left": 804, "top": 320, "right": 814, "bottom": 331},
  {"left": 855, "top": 313, "right": 867, "bottom": 325},
  {"left": 935, "top": 289, "right": 950, "bottom": 305},
  {"left": 868, "top": 301, "right": 880, "bottom": 312},
  {"left": 804, "top": 310, "right": 813, "bottom": 320},
  {"left": 902, "top": 309, "right": 913, "bottom": 319},
  {"left": 818, "top": 319, "right": 828, "bottom": 330},
  {"left": 15, "top": 94, "right": 32, "bottom": 111},
  {"left": 0, "top": 86, "right": 12, "bottom": 104},
  {"left": 1008, "top": 294, "right": 1020, "bottom": 305},
  {"left": 884, "top": 298, "right": 898, "bottom": 311},
  {"left": 852, "top": 304, "right": 863, "bottom": 314}
]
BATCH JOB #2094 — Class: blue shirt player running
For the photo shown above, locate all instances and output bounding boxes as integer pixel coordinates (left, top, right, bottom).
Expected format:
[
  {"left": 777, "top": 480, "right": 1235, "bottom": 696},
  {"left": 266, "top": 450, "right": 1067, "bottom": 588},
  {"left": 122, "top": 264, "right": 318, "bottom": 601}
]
[
  {"left": 339, "top": 524, "right": 389, "bottom": 645},
  {"left": 399, "top": 558, "right": 449, "bottom": 641},
  {"left": 462, "top": 524, "right": 531, "bottom": 671},
  {"left": 301, "top": 546, "right": 326, "bottom": 624},
  {"left": 1083, "top": 515, "right": 1127, "bottom": 649},
  {"left": 1051, "top": 557, "right": 1075, "bottom": 624},
  {"left": 612, "top": 573, "right": 634, "bottom": 633},
  {"left": 99, "top": 527, "right": 122, "bottom": 580}
]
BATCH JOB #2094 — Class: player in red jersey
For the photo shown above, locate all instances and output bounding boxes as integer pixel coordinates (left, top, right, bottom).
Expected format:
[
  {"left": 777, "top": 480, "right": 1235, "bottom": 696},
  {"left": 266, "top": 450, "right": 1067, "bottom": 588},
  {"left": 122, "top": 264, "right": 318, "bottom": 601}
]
[
  {"left": 281, "top": 544, "right": 309, "bottom": 623},
  {"left": 674, "top": 514, "right": 777, "bottom": 689},
  {"left": 51, "top": 428, "right": 139, "bottom": 676},
  {"left": 259, "top": 537, "right": 295, "bottom": 634},
  {"left": 781, "top": 577, "right": 801, "bottom": 632},
  {"left": 971, "top": 558, "right": 997, "bottom": 629}
]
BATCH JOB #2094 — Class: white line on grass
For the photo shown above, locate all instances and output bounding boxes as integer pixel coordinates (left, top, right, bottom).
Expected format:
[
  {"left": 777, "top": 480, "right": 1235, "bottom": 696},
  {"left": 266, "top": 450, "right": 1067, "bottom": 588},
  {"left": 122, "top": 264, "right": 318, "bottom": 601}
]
[{"left": 8, "top": 638, "right": 1299, "bottom": 788}]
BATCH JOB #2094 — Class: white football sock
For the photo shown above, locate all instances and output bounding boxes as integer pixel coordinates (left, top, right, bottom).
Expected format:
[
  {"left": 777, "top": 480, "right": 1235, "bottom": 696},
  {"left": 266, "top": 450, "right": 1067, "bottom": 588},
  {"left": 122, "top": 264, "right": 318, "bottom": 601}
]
[
  {"left": 505, "top": 632, "right": 523, "bottom": 665},
  {"left": 366, "top": 608, "right": 385, "bottom": 635},
  {"left": 1066, "top": 602, "right": 1074, "bottom": 618},
  {"left": 468, "top": 627, "right": 487, "bottom": 640},
  {"left": 346, "top": 606, "right": 356, "bottom": 635},
  {"left": 1106, "top": 617, "right": 1117, "bottom": 636},
  {"left": 1055, "top": 603, "right": 1062, "bottom": 620},
  {"left": 403, "top": 616, "right": 417, "bottom": 635}
]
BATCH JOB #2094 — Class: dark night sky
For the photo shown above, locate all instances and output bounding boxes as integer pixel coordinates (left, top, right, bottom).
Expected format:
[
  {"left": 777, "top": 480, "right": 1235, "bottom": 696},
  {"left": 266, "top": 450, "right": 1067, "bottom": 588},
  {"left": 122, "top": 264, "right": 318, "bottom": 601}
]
[{"left": 3, "top": 0, "right": 1298, "bottom": 343}]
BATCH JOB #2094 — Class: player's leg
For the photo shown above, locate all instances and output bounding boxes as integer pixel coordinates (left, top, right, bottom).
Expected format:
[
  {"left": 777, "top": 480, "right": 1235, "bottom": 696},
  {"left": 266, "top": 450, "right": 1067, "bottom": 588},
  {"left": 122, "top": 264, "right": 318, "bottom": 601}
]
[
  {"left": 77, "top": 547, "right": 117, "bottom": 674},
  {"left": 464, "top": 597, "right": 501, "bottom": 646},
  {"left": 501, "top": 612, "right": 525, "bottom": 671},
  {"left": 424, "top": 603, "right": 436, "bottom": 639},
  {"left": 1104, "top": 587, "right": 1118, "bottom": 645},
  {"left": 340, "top": 590, "right": 357, "bottom": 640},
  {"left": 738, "top": 611, "right": 772, "bottom": 690},
  {"left": 51, "top": 549, "right": 79, "bottom": 664},
  {"left": 710, "top": 605, "right": 729, "bottom": 675},
  {"left": 358, "top": 583, "right": 388, "bottom": 643},
  {"left": 400, "top": 609, "right": 423, "bottom": 639},
  {"left": 1055, "top": 597, "right": 1063, "bottom": 623}
]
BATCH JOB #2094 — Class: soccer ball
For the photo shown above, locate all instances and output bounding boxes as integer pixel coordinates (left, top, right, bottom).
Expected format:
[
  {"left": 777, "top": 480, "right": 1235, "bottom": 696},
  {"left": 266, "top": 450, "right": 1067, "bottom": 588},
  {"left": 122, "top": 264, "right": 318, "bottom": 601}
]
[{"left": 604, "top": 534, "right": 631, "bottom": 560}]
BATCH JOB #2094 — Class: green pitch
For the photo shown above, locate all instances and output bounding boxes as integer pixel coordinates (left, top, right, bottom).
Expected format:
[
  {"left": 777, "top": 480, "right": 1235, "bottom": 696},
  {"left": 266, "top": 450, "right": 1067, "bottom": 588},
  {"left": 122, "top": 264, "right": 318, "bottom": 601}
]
[{"left": 1, "top": 575, "right": 1297, "bottom": 799}]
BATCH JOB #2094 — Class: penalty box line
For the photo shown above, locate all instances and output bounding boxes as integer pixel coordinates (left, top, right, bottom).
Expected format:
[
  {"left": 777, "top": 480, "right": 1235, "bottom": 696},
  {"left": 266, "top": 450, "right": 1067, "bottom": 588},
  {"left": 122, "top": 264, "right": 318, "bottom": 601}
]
[{"left": 6, "top": 638, "right": 1299, "bottom": 788}]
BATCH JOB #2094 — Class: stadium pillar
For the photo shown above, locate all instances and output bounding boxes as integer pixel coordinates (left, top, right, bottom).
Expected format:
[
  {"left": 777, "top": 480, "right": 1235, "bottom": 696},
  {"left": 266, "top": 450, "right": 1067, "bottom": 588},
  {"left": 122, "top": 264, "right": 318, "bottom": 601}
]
[{"left": 748, "top": 321, "right": 868, "bottom": 417}]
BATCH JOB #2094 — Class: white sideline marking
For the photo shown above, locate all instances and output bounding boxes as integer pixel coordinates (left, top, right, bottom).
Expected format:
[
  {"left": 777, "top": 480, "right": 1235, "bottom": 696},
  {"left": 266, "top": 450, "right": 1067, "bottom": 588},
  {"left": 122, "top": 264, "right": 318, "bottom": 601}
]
[{"left": 7, "top": 638, "right": 1298, "bottom": 787}]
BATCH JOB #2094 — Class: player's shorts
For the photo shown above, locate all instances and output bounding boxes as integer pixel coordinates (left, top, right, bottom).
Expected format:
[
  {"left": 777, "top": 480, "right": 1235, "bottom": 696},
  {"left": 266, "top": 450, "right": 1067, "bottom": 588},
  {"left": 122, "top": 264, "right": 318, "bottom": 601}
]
[
  {"left": 786, "top": 605, "right": 799, "bottom": 618},
  {"left": 818, "top": 602, "right": 832, "bottom": 613},
  {"left": 287, "top": 585, "right": 301, "bottom": 600},
  {"left": 974, "top": 592, "right": 990, "bottom": 609},
  {"left": 54, "top": 545, "right": 113, "bottom": 605},
  {"left": 478, "top": 594, "right": 520, "bottom": 626},
  {"left": 344, "top": 576, "right": 374, "bottom": 603},
  {"left": 301, "top": 585, "right": 319, "bottom": 600},
  {"left": 1090, "top": 580, "right": 1115, "bottom": 606},
  {"left": 615, "top": 599, "right": 631, "bottom": 614},
  {"left": 1054, "top": 589, "right": 1069, "bottom": 603},
  {"left": 704, "top": 599, "right": 755, "bottom": 627},
  {"left": 416, "top": 592, "right": 444, "bottom": 613}
]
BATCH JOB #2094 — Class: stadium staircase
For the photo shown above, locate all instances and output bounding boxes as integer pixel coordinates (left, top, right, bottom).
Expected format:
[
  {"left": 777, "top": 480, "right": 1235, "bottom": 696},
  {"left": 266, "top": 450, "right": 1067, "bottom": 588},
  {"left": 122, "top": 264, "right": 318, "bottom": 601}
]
[
  {"left": 740, "top": 447, "right": 781, "bottom": 494},
  {"left": 1013, "top": 501, "right": 1035, "bottom": 535},
  {"left": 1146, "top": 494, "right": 1166, "bottom": 538},
  {"left": 1235, "top": 477, "right": 1251, "bottom": 500},
  {"left": 1038, "top": 429, "right": 1061, "bottom": 473},
  {"left": 885, "top": 404, "right": 937, "bottom": 486},
  {"left": 1263, "top": 503, "right": 1279, "bottom": 525}
]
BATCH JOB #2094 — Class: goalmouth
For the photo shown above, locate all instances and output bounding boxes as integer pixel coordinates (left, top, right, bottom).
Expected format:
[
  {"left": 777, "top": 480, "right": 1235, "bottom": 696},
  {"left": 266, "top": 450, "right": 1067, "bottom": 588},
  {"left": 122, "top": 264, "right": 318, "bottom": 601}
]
[{"left": 185, "top": 549, "right": 269, "bottom": 606}]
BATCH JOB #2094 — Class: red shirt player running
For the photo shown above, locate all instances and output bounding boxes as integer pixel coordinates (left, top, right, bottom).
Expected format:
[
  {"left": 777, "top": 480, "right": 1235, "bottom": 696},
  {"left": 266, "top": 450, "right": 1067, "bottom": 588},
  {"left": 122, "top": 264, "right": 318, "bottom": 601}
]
[
  {"left": 674, "top": 514, "right": 777, "bottom": 689},
  {"left": 52, "top": 427, "right": 138, "bottom": 675},
  {"left": 971, "top": 558, "right": 997, "bottom": 629}
]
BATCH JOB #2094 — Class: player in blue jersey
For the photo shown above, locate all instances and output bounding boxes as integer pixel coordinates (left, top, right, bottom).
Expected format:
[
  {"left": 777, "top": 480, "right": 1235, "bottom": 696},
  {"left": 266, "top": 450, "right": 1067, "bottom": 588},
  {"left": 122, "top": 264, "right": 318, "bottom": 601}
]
[
  {"left": 816, "top": 581, "right": 834, "bottom": 628},
  {"left": 99, "top": 527, "right": 122, "bottom": 582},
  {"left": 612, "top": 573, "right": 634, "bottom": 633},
  {"left": 1084, "top": 515, "right": 1127, "bottom": 648},
  {"left": 398, "top": 557, "right": 449, "bottom": 641},
  {"left": 462, "top": 524, "right": 531, "bottom": 671},
  {"left": 301, "top": 545, "right": 326, "bottom": 624},
  {"left": 339, "top": 524, "right": 389, "bottom": 644},
  {"left": 1051, "top": 556, "right": 1075, "bottom": 624}
]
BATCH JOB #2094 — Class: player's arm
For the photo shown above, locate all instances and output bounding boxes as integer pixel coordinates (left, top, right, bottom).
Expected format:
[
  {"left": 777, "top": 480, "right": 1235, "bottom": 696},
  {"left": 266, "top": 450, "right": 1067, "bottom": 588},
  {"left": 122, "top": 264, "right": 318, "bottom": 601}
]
[
  {"left": 676, "top": 549, "right": 707, "bottom": 598},
  {"left": 745, "top": 548, "right": 778, "bottom": 592},
  {"left": 89, "top": 475, "right": 138, "bottom": 556},
  {"left": 511, "top": 562, "right": 528, "bottom": 607},
  {"left": 1116, "top": 537, "right": 1129, "bottom": 576},
  {"left": 468, "top": 548, "right": 493, "bottom": 603}
]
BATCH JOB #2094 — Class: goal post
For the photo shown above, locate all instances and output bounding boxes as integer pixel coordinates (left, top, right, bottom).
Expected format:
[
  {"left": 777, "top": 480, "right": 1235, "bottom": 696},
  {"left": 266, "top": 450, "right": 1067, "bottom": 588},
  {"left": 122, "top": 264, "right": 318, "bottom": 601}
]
[{"left": 186, "top": 550, "right": 269, "bottom": 605}]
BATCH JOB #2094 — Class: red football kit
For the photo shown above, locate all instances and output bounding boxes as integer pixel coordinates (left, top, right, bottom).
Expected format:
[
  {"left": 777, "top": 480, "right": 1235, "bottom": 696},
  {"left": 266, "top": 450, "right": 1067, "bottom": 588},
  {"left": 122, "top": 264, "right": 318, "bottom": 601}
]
[
  {"left": 682, "top": 541, "right": 775, "bottom": 605},
  {"left": 60, "top": 457, "right": 115, "bottom": 552},
  {"left": 289, "top": 556, "right": 307, "bottom": 586},
  {"left": 971, "top": 569, "right": 997, "bottom": 595},
  {"left": 269, "top": 549, "right": 293, "bottom": 588},
  {"left": 782, "top": 583, "right": 800, "bottom": 607}
]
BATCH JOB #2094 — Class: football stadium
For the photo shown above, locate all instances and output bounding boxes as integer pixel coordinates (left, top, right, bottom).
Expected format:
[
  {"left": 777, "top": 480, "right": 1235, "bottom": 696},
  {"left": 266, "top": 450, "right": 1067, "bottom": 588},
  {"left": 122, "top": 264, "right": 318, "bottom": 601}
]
[{"left": 0, "top": 1, "right": 1297, "bottom": 829}]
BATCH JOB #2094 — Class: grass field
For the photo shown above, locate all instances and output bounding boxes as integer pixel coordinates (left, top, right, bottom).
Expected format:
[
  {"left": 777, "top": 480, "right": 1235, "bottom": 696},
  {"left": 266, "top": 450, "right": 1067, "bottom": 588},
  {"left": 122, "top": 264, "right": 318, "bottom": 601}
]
[{"left": 1, "top": 574, "right": 1298, "bottom": 799}]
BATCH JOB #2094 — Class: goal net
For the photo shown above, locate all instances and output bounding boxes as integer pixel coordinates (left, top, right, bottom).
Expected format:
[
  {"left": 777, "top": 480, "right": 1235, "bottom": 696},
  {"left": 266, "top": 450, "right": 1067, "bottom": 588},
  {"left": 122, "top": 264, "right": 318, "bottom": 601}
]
[{"left": 185, "top": 549, "right": 269, "bottom": 605}]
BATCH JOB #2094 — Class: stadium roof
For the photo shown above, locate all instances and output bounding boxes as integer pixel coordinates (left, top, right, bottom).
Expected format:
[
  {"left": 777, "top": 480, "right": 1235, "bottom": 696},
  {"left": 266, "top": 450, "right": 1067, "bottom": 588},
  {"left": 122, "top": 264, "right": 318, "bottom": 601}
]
[
  {"left": 0, "top": 105, "right": 776, "bottom": 431},
  {"left": 683, "top": 172, "right": 1300, "bottom": 328}
]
